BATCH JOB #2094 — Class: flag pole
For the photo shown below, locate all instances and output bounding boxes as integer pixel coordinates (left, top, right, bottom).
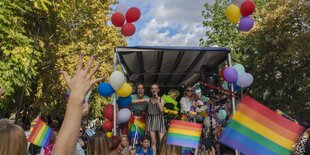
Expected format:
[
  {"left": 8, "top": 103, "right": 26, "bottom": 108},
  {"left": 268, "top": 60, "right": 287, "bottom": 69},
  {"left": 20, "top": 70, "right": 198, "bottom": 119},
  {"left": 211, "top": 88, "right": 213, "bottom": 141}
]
[
  {"left": 227, "top": 53, "right": 236, "bottom": 114},
  {"left": 113, "top": 51, "right": 117, "bottom": 136},
  {"left": 227, "top": 53, "right": 240, "bottom": 155}
]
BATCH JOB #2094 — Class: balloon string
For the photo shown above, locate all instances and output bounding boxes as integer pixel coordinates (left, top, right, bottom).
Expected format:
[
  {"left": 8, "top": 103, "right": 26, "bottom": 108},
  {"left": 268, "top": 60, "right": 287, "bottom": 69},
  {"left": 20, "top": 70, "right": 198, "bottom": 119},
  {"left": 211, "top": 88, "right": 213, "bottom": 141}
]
[{"left": 241, "top": 88, "right": 244, "bottom": 101}]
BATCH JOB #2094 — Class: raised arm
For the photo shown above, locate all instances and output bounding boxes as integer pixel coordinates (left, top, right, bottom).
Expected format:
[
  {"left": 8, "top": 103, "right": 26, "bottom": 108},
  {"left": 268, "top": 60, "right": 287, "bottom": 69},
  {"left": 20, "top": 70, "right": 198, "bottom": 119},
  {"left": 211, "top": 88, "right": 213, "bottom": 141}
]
[
  {"left": 54, "top": 54, "right": 103, "bottom": 155},
  {"left": 132, "top": 98, "right": 149, "bottom": 104}
]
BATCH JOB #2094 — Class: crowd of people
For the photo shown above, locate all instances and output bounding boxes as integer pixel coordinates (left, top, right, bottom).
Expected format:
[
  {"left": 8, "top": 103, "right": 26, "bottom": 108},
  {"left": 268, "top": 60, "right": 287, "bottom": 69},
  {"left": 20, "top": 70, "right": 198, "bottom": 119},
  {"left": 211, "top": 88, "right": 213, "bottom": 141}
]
[{"left": 0, "top": 54, "right": 310, "bottom": 155}]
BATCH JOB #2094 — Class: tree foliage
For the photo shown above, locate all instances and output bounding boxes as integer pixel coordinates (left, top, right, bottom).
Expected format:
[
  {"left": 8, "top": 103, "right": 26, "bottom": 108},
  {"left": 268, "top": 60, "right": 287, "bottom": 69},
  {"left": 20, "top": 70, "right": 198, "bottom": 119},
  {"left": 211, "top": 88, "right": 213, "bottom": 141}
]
[
  {"left": 0, "top": 0, "right": 126, "bottom": 120},
  {"left": 0, "top": 0, "right": 41, "bottom": 111},
  {"left": 200, "top": 0, "right": 270, "bottom": 62},
  {"left": 200, "top": 0, "right": 242, "bottom": 62},
  {"left": 239, "top": 0, "right": 310, "bottom": 120},
  {"left": 201, "top": 0, "right": 309, "bottom": 121}
]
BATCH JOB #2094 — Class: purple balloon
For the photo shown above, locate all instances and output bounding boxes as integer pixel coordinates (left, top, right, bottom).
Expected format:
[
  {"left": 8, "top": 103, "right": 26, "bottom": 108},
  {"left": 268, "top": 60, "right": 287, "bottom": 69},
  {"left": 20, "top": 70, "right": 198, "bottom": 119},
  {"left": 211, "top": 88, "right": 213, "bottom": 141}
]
[
  {"left": 224, "top": 67, "right": 238, "bottom": 82},
  {"left": 238, "top": 16, "right": 254, "bottom": 31}
]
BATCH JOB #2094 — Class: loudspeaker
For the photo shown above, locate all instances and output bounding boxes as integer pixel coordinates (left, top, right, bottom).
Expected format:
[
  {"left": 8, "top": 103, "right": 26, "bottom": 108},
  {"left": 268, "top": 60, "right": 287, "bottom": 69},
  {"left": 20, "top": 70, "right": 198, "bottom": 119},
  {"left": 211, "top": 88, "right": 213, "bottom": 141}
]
[{"left": 201, "top": 65, "right": 219, "bottom": 96}]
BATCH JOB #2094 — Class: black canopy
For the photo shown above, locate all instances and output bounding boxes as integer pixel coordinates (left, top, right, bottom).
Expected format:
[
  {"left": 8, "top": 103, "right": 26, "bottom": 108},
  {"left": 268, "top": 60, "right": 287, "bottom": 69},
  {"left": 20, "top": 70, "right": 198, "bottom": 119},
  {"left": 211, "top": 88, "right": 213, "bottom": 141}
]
[{"left": 115, "top": 46, "right": 230, "bottom": 88}]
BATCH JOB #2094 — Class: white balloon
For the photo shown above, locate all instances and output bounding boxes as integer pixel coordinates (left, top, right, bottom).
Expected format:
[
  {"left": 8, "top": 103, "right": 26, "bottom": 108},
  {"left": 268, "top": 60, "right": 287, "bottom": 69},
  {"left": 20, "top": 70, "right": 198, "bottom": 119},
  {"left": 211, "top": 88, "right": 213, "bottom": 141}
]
[
  {"left": 115, "top": 4, "right": 128, "bottom": 16},
  {"left": 109, "top": 71, "right": 126, "bottom": 90},
  {"left": 117, "top": 108, "right": 131, "bottom": 124},
  {"left": 232, "top": 0, "right": 245, "bottom": 7},
  {"left": 237, "top": 73, "right": 254, "bottom": 87}
]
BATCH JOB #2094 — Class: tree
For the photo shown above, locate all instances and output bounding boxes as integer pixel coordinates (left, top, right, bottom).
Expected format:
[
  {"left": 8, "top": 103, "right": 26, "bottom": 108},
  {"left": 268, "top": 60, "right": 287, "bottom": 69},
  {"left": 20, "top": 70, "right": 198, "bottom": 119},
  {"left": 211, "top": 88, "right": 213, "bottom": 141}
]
[
  {"left": 28, "top": 0, "right": 126, "bottom": 119},
  {"left": 239, "top": 0, "right": 310, "bottom": 121},
  {"left": 200, "top": 0, "right": 243, "bottom": 62},
  {"left": 0, "top": 0, "right": 126, "bottom": 121},
  {"left": 0, "top": 0, "right": 40, "bottom": 115},
  {"left": 200, "top": 0, "right": 270, "bottom": 63}
]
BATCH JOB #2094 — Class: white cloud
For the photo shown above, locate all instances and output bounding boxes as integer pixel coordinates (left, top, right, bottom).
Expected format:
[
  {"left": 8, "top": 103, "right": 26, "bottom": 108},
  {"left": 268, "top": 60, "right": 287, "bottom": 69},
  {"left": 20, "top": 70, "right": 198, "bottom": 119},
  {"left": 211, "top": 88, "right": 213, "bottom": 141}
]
[
  {"left": 137, "top": 0, "right": 208, "bottom": 46},
  {"left": 140, "top": 19, "right": 205, "bottom": 46},
  {"left": 117, "top": 0, "right": 213, "bottom": 46}
]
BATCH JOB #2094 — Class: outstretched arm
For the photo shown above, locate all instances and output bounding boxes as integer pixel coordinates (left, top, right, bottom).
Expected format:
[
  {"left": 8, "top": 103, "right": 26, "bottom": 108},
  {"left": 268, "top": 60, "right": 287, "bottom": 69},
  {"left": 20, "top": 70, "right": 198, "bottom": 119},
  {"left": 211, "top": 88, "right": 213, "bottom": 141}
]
[
  {"left": 132, "top": 98, "right": 149, "bottom": 104},
  {"left": 54, "top": 54, "right": 103, "bottom": 155}
]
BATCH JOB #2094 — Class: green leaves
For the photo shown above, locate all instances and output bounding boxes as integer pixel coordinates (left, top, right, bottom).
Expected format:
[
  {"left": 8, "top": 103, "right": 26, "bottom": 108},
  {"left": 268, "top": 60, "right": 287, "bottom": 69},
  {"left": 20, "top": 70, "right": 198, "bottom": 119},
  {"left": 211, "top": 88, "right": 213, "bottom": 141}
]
[
  {"left": 201, "top": 0, "right": 309, "bottom": 120},
  {"left": 0, "top": 0, "right": 126, "bottom": 119},
  {"left": 239, "top": 0, "right": 310, "bottom": 119},
  {"left": 200, "top": 0, "right": 242, "bottom": 62}
]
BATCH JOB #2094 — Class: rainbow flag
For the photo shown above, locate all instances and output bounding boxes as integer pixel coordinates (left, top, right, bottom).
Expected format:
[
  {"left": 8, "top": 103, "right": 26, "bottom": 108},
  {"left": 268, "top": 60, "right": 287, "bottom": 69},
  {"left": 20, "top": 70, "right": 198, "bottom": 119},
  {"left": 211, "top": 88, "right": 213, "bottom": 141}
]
[
  {"left": 219, "top": 96, "right": 304, "bottom": 155},
  {"left": 28, "top": 118, "right": 53, "bottom": 147},
  {"left": 128, "top": 115, "right": 146, "bottom": 145},
  {"left": 166, "top": 120, "right": 202, "bottom": 148},
  {"left": 30, "top": 116, "right": 39, "bottom": 132}
]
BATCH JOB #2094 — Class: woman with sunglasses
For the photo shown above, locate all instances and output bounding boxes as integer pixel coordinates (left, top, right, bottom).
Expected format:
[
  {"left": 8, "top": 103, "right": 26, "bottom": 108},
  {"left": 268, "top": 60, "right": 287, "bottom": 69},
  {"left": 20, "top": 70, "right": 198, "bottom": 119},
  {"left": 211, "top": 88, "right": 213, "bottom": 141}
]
[
  {"left": 180, "top": 85, "right": 198, "bottom": 154},
  {"left": 180, "top": 85, "right": 196, "bottom": 122}
]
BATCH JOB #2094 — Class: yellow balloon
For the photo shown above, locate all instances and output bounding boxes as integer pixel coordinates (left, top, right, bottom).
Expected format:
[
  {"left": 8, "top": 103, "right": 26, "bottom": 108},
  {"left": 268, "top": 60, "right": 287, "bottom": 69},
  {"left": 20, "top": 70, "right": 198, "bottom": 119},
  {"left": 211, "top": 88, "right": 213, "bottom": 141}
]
[
  {"left": 226, "top": 3, "right": 241, "bottom": 24},
  {"left": 116, "top": 83, "right": 132, "bottom": 97},
  {"left": 106, "top": 132, "right": 112, "bottom": 138},
  {"left": 200, "top": 111, "right": 207, "bottom": 117}
]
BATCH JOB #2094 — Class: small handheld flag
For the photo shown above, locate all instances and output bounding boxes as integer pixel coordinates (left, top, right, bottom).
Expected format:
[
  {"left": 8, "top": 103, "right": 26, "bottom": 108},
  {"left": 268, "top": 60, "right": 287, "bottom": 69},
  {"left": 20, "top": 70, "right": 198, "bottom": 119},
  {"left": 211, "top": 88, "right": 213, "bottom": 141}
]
[
  {"left": 166, "top": 120, "right": 202, "bottom": 148},
  {"left": 28, "top": 118, "right": 53, "bottom": 147},
  {"left": 219, "top": 96, "right": 304, "bottom": 155},
  {"left": 276, "top": 109, "right": 296, "bottom": 122},
  {"left": 30, "top": 116, "right": 39, "bottom": 132}
]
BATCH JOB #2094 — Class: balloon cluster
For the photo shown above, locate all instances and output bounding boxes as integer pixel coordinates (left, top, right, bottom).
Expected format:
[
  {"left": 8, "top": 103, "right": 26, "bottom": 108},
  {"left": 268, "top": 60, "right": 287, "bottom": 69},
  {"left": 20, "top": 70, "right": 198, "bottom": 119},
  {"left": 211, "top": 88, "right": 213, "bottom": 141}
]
[
  {"left": 111, "top": 5, "right": 141, "bottom": 37},
  {"left": 220, "top": 64, "right": 254, "bottom": 92},
  {"left": 226, "top": 0, "right": 256, "bottom": 31},
  {"left": 98, "top": 71, "right": 133, "bottom": 131}
]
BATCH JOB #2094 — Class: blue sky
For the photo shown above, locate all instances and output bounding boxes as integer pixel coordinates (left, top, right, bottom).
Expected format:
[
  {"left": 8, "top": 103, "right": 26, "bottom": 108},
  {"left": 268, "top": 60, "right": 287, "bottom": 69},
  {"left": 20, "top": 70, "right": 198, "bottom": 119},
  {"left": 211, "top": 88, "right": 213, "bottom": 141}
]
[{"left": 111, "top": 0, "right": 213, "bottom": 46}]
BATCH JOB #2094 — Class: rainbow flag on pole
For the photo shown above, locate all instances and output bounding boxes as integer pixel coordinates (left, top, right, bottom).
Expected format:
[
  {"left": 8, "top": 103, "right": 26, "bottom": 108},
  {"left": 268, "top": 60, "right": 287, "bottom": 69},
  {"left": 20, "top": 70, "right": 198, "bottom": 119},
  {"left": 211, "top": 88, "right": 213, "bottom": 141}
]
[
  {"left": 30, "top": 116, "right": 39, "bottom": 132},
  {"left": 28, "top": 118, "right": 53, "bottom": 147},
  {"left": 166, "top": 120, "right": 202, "bottom": 148},
  {"left": 220, "top": 96, "right": 304, "bottom": 155}
]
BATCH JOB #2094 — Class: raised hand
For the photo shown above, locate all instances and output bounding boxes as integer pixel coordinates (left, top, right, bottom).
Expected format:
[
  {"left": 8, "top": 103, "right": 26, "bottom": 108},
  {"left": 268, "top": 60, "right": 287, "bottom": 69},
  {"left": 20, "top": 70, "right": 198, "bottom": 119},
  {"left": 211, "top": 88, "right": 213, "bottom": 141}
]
[
  {"left": 54, "top": 54, "right": 104, "bottom": 155},
  {"left": 60, "top": 54, "right": 103, "bottom": 101}
]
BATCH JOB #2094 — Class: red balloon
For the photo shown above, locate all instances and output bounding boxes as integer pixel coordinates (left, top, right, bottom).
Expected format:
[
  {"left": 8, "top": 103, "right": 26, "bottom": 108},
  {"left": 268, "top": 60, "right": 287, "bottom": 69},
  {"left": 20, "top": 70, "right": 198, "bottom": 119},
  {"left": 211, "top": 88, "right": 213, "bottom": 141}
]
[
  {"left": 126, "top": 7, "right": 141, "bottom": 23},
  {"left": 240, "top": 0, "right": 255, "bottom": 17},
  {"left": 121, "top": 23, "right": 136, "bottom": 37},
  {"left": 102, "top": 120, "right": 113, "bottom": 131},
  {"left": 220, "top": 66, "right": 227, "bottom": 81},
  {"left": 102, "top": 104, "right": 114, "bottom": 121},
  {"left": 111, "top": 12, "right": 125, "bottom": 27}
]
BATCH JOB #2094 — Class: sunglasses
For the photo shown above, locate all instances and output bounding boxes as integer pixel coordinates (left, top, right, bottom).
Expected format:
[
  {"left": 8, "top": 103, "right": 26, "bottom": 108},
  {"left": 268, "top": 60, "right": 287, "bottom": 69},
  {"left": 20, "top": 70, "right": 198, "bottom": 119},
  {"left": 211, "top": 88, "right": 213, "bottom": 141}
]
[
  {"left": 80, "top": 130, "right": 83, "bottom": 133},
  {"left": 186, "top": 89, "right": 193, "bottom": 92}
]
